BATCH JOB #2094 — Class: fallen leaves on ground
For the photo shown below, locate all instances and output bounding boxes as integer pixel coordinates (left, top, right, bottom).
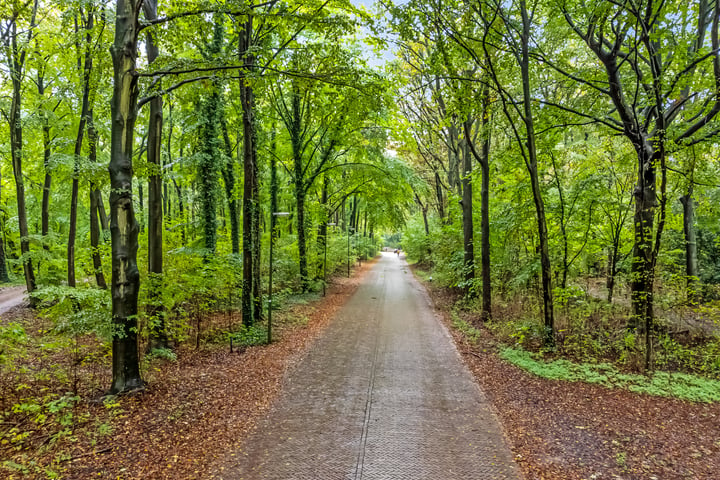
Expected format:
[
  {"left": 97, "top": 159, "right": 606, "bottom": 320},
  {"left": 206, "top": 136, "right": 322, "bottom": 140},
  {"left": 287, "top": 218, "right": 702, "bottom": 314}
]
[
  {"left": 63, "top": 262, "right": 376, "bottom": 480},
  {"left": 425, "top": 283, "right": 720, "bottom": 480}
]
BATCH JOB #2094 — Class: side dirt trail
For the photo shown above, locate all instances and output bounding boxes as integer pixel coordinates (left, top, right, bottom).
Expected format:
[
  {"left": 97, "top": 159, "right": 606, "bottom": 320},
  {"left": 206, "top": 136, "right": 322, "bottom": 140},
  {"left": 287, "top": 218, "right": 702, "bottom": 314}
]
[{"left": 216, "top": 252, "right": 520, "bottom": 479}]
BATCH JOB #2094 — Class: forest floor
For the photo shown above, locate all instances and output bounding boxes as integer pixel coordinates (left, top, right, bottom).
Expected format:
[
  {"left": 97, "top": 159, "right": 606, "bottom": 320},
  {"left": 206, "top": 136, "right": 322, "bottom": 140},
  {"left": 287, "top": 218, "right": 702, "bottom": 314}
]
[
  {"left": 66, "top": 262, "right": 378, "bottom": 480},
  {"left": 5, "top": 260, "right": 720, "bottom": 479},
  {"left": 422, "top": 279, "right": 720, "bottom": 480},
  {"left": 1, "top": 261, "right": 376, "bottom": 480}
]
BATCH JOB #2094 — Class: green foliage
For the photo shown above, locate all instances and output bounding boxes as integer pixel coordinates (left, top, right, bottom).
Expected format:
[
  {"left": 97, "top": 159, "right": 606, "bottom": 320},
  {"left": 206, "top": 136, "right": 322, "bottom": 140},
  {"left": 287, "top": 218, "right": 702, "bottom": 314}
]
[
  {"left": 228, "top": 324, "right": 268, "bottom": 347},
  {"left": 32, "top": 286, "right": 112, "bottom": 340},
  {"left": 450, "top": 309, "right": 481, "bottom": 345},
  {"left": 0, "top": 323, "right": 28, "bottom": 367},
  {"left": 501, "top": 347, "right": 720, "bottom": 403}
]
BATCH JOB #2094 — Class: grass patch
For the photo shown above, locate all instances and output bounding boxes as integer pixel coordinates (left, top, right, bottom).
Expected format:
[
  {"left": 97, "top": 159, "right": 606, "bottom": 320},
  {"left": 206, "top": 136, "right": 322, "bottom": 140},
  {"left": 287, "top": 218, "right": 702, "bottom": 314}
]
[
  {"left": 450, "top": 309, "right": 481, "bottom": 345},
  {"left": 501, "top": 347, "right": 720, "bottom": 403}
]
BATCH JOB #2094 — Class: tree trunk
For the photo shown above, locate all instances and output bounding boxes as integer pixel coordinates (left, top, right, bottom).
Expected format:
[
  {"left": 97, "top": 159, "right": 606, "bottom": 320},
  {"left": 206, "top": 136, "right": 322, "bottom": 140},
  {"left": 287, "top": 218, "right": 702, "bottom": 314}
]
[
  {"left": 0, "top": 174, "right": 9, "bottom": 283},
  {"left": 252, "top": 161, "right": 262, "bottom": 320},
  {"left": 108, "top": 0, "right": 143, "bottom": 394},
  {"left": 173, "top": 179, "right": 186, "bottom": 244},
  {"left": 199, "top": 17, "right": 224, "bottom": 258},
  {"left": 88, "top": 110, "right": 107, "bottom": 289},
  {"left": 680, "top": 191, "right": 699, "bottom": 303},
  {"left": 478, "top": 85, "right": 492, "bottom": 321},
  {"left": 550, "top": 152, "right": 569, "bottom": 290},
  {"left": 37, "top": 66, "right": 52, "bottom": 252},
  {"left": 629, "top": 140, "right": 658, "bottom": 332},
  {"left": 68, "top": 9, "right": 94, "bottom": 287},
  {"left": 268, "top": 125, "right": 279, "bottom": 341},
  {"left": 289, "top": 80, "right": 310, "bottom": 291},
  {"left": 296, "top": 182, "right": 308, "bottom": 291},
  {"left": 460, "top": 118, "right": 475, "bottom": 293},
  {"left": 520, "top": 0, "right": 553, "bottom": 344},
  {"left": 8, "top": 5, "right": 38, "bottom": 295},
  {"left": 240, "top": 16, "right": 258, "bottom": 326},
  {"left": 221, "top": 117, "right": 240, "bottom": 255},
  {"left": 144, "top": 0, "right": 167, "bottom": 350},
  {"left": 434, "top": 171, "right": 445, "bottom": 221}
]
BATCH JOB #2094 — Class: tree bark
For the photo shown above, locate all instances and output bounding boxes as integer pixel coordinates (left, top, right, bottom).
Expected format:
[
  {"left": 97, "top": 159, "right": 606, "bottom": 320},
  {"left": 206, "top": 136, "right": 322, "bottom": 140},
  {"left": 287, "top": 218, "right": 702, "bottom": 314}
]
[
  {"left": 37, "top": 63, "right": 53, "bottom": 252},
  {"left": 460, "top": 117, "right": 475, "bottom": 293},
  {"left": 240, "top": 16, "right": 258, "bottom": 326},
  {"left": 8, "top": 2, "right": 38, "bottom": 295},
  {"left": 88, "top": 110, "right": 107, "bottom": 289},
  {"left": 221, "top": 117, "right": 240, "bottom": 255},
  {"left": 68, "top": 9, "right": 94, "bottom": 288},
  {"left": 108, "top": 0, "right": 143, "bottom": 394},
  {"left": 144, "top": 0, "right": 167, "bottom": 350},
  {"left": 680, "top": 191, "right": 699, "bottom": 303},
  {"left": 520, "top": 0, "right": 553, "bottom": 343}
]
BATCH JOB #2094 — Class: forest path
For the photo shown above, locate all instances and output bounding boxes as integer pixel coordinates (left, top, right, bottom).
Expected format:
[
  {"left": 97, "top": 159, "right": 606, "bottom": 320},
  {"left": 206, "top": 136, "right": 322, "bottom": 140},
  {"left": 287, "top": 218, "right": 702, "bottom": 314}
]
[
  {"left": 0, "top": 285, "right": 27, "bottom": 315},
  {"left": 218, "top": 253, "right": 520, "bottom": 479}
]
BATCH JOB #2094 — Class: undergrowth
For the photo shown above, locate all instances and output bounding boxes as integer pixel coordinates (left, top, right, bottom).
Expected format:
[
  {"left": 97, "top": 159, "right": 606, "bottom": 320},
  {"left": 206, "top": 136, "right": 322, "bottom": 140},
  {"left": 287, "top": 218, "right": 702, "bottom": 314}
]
[{"left": 501, "top": 347, "right": 720, "bottom": 403}]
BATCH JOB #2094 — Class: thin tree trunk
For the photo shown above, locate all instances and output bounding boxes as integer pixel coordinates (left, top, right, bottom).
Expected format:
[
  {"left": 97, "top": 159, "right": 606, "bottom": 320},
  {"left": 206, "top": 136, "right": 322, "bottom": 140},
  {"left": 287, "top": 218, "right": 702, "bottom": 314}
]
[
  {"left": 680, "top": 190, "right": 699, "bottom": 303},
  {"left": 480, "top": 87, "right": 492, "bottom": 321},
  {"left": 434, "top": 171, "right": 445, "bottom": 221},
  {"left": 0, "top": 174, "right": 9, "bottom": 283},
  {"left": 460, "top": 117, "right": 475, "bottom": 293},
  {"left": 550, "top": 152, "right": 569, "bottom": 290},
  {"left": 88, "top": 110, "right": 107, "bottom": 289},
  {"left": 68, "top": 9, "right": 94, "bottom": 287},
  {"left": 252, "top": 161, "right": 262, "bottom": 320},
  {"left": 173, "top": 178, "right": 186, "bottom": 244},
  {"left": 7, "top": 3, "right": 38, "bottom": 295},
  {"left": 221, "top": 117, "right": 240, "bottom": 255},
  {"left": 37, "top": 63, "right": 53, "bottom": 252},
  {"left": 144, "top": 0, "right": 167, "bottom": 350},
  {"left": 520, "top": 0, "right": 553, "bottom": 344}
]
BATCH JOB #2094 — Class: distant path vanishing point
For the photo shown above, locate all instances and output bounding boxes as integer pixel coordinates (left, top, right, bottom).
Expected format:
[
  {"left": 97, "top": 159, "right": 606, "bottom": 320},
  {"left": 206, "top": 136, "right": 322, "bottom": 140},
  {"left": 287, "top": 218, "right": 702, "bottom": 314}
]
[{"left": 218, "top": 252, "right": 520, "bottom": 479}]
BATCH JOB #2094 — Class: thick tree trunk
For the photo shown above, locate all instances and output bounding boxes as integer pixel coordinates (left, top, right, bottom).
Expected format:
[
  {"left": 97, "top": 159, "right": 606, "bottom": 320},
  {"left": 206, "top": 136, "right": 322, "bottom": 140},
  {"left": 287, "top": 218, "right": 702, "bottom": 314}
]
[
  {"left": 680, "top": 191, "right": 699, "bottom": 303},
  {"left": 88, "top": 110, "right": 107, "bottom": 289},
  {"left": 144, "top": 0, "right": 167, "bottom": 351},
  {"left": 199, "top": 92, "right": 220, "bottom": 256},
  {"left": 199, "top": 17, "right": 224, "bottom": 258},
  {"left": 108, "top": 0, "right": 143, "bottom": 394},
  {"left": 240, "top": 17, "right": 258, "bottom": 326}
]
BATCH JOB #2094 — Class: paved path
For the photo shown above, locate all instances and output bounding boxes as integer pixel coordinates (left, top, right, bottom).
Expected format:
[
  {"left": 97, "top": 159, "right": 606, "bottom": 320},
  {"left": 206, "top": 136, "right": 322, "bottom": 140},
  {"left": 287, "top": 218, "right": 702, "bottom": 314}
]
[
  {"left": 0, "top": 286, "right": 26, "bottom": 315},
  {"left": 221, "top": 253, "right": 520, "bottom": 479}
]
